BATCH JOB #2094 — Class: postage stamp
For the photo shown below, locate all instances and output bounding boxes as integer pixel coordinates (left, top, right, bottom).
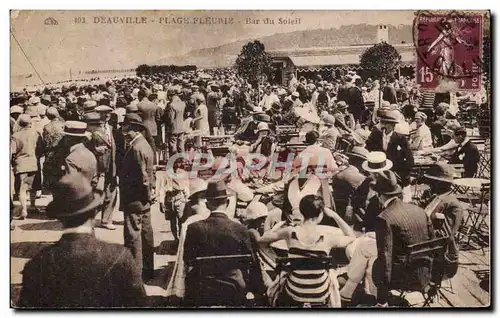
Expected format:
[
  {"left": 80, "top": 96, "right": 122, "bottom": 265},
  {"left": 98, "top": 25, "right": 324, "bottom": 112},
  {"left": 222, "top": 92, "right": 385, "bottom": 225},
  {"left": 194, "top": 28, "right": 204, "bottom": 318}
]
[{"left": 413, "top": 10, "right": 484, "bottom": 91}]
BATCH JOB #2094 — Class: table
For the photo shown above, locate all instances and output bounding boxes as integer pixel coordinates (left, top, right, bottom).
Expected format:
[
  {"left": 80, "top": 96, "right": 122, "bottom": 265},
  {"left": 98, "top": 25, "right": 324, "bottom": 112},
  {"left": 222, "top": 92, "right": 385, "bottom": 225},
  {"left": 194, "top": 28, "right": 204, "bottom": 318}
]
[{"left": 453, "top": 178, "right": 490, "bottom": 189}]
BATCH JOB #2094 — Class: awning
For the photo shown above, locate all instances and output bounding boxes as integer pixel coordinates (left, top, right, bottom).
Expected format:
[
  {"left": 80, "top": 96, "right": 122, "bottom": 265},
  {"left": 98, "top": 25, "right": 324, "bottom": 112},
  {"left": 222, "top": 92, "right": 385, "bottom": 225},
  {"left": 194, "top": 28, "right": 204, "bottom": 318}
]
[{"left": 290, "top": 51, "right": 417, "bottom": 71}]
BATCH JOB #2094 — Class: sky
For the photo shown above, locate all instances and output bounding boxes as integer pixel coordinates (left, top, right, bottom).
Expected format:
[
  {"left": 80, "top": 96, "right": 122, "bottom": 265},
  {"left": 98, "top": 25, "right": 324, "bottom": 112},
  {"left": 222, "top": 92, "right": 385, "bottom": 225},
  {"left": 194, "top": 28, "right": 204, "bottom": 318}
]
[{"left": 11, "top": 10, "right": 415, "bottom": 78}]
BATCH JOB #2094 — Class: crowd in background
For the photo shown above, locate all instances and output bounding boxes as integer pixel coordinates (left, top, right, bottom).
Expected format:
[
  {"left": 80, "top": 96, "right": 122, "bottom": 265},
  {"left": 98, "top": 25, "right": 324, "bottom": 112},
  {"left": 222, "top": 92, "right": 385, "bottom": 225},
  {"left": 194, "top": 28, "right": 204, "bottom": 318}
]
[{"left": 11, "top": 67, "right": 490, "bottom": 308}]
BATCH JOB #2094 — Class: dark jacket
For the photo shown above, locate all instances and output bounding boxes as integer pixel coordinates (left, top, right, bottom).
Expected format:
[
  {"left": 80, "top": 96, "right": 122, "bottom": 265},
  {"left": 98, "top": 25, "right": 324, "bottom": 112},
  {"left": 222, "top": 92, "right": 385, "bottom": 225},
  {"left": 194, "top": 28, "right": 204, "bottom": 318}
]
[
  {"left": 373, "top": 198, "right": 434, "bottom": 303},
  {"left": 137, "top": 99, "right": 159, "bottom": 136},
  {"left": 87, "top": 126, "right": 116, "bottom": 183},
  {"left": 365, "top": 127, "right": 414, "bottom": 186},
  {"left": 448, "top": 139, "right": 480, "bottom": 178},
  {"left": 119, "top": 134, "right": 155, "bottom": 211},
  {"left": 382, "top": 84, "right": 397, "bottom": 104},
  {"left": 347, "top": 86, "right": 365, "bottom": 121},
  {"left": 19, "top": 233, "right": 146, "bottom": 308},
  {"left": 183, "top": 212, "right": 263, "bottom": 306}
]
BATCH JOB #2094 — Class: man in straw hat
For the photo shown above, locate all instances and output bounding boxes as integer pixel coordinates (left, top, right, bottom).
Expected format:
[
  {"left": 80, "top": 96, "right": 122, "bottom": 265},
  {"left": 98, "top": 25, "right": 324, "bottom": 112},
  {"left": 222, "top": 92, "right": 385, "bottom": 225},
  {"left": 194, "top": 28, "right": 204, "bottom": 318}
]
[
  {"left": 119, "top": 113, "right": 156, "bottom": 281},
  {"left": 418, "top": 162, "right": 464, "bottom": 280},
  {"left": 44, "top": 121, "right": 97, "bottom": 194},
  {"left": 366, "top": 109, "right": 413, "bottom": 201},
  {"left": 11, "top": 114, "right": 43, "bottom": 219},
  {"left": 19, "top": 172, "right": 146, "bottom": 308},
  {"left": 183, "top": 181, "right": 263, "bottom": 307},
  {"left": 340, "top": 170, "right": 434, "bottom": 307}
]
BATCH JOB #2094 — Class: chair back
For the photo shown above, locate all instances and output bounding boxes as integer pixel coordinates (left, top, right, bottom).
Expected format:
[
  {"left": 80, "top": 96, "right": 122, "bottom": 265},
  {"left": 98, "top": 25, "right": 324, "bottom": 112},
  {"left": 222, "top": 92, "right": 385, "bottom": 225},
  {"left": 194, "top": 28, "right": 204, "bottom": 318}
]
[
  {"left": 276, "top": 256, "right": 333, "bottom": 273},
  {"left": 187, "top": 254, "right": 254, "bottom": 307},
  {"left": 450, "top": 163, "right": 465, "bottom": 178}
]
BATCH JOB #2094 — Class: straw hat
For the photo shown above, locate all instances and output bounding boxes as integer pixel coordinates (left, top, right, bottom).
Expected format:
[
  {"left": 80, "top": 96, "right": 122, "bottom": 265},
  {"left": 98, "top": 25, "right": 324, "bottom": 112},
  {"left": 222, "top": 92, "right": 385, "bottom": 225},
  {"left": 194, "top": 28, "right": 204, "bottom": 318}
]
[{"left": 362, "top": 151, "right": 393, "bottom": 173}]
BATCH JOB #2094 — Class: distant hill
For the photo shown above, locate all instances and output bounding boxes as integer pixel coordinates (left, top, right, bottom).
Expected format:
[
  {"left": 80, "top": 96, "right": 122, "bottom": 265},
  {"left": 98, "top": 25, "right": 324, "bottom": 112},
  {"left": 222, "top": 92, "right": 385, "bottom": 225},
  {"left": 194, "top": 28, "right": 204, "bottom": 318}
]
[{"left": 157, "top": 23, "right": 413, "bottom": 67}]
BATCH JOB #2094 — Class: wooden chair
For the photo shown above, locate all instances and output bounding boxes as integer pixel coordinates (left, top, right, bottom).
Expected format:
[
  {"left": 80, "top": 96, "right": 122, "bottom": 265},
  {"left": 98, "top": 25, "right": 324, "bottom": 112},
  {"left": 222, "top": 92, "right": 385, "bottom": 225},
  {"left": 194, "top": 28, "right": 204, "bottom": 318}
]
[
  {"left": 186, "top": 254, "right": 257, "bottom": 307},
  {"left": 395, "top": 237, "right": 449, "bottom": 307}
]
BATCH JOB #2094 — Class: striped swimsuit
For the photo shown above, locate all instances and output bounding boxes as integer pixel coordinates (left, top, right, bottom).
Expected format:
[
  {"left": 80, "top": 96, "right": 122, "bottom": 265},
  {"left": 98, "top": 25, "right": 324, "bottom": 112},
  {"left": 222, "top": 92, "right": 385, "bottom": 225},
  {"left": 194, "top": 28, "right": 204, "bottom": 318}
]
[{"left": 283, "top": 231, "right": 331, "bottom": 304}]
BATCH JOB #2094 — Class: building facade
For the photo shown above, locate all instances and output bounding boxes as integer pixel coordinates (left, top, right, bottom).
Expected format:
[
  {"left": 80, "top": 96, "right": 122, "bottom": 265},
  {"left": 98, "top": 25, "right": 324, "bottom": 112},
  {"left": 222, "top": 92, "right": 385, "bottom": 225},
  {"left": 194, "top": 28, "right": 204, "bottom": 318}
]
[{"left": 268, "top": 24, "right": 416, "bottom": 86}]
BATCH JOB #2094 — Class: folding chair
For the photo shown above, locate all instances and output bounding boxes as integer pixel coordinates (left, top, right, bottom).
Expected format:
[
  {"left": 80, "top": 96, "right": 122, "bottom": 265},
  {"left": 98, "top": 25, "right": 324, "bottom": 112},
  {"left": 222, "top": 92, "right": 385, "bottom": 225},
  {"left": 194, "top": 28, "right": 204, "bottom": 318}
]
[
  {"left": 276, "top": 256, "right": 334, "bottom": 308},
  {"left": 186, "top": 254, "right": 256, "bottom": 307},
  {"left": 475, "top": 141, "right": 491, "bottom": 179},
  {"left": 395, "top": 237, "right": 448, "bottom": 307},
  {"left": 462, "top": 182, "right": 490, "bottom": 254}
]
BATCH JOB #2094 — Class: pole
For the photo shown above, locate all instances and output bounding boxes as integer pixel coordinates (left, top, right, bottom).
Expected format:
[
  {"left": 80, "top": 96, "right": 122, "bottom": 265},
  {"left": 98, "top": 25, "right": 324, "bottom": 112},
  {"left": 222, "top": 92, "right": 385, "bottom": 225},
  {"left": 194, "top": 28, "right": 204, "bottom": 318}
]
[{"left": 10, "top": 29, "right": 45, "bottom": 85}]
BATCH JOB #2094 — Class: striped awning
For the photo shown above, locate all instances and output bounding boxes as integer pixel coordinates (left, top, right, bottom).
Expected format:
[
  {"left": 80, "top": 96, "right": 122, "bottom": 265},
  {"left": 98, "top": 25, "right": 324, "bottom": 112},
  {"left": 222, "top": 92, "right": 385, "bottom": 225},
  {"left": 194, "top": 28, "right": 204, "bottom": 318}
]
[{"left": 290, "top": 50, "right": 416, "bottom": 71}]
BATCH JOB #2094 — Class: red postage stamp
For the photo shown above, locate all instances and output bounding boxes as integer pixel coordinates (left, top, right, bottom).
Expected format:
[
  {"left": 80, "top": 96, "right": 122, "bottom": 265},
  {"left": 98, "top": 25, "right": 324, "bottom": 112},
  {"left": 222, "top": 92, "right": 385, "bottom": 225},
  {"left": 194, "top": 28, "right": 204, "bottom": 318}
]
[{"left": 414, "top": 11, "right": 483, "bottom": 91}]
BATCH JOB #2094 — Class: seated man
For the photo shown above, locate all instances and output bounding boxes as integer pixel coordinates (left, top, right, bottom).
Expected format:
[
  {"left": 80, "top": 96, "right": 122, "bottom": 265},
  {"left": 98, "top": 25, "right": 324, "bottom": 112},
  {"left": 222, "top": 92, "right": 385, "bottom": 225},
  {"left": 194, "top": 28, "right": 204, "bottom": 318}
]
[
  {"left": 294, "top": 130, "right": 338, "bottom": 175},
  {"left": 340, "top": 170, "right": 434, "bottom": 307},
  {"left": 183, "top": 181, "right": 264, "bottom": 307},
  {"left": 419, "top": 163, "right": 464, "bottom": 280},
  {"left": 447, "top": 126, "right": 480, "bottom": 178}
]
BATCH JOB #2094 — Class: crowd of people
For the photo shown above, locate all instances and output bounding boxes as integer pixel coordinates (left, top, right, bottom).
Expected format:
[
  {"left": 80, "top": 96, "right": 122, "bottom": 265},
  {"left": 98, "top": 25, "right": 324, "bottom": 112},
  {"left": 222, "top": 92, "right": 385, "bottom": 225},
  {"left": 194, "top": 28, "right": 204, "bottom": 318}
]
[{"left": 10, "top": 67, "right": 489, "bottom": 308}]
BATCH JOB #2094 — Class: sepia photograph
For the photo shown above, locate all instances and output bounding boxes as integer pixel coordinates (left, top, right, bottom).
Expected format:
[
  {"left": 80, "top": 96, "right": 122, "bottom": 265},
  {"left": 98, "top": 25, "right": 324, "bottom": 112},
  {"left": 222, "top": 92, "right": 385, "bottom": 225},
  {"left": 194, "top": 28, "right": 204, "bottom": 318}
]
[{"left": 9, "top": 9, "right": 491, "bottom": 309}]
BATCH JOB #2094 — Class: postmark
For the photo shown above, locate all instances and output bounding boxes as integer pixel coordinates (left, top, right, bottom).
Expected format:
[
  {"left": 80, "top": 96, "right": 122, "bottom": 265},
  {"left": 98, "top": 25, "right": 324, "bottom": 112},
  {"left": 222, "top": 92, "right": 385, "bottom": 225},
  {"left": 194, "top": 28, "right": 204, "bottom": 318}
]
[{"left": 413, "top": 10, "right": 483, "bottom": 91}]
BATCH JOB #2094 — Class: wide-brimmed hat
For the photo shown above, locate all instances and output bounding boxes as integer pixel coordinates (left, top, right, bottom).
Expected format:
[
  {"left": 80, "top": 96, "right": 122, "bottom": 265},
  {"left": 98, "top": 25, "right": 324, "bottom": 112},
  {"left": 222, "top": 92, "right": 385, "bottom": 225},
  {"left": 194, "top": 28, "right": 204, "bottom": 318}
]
[
  {"left": 254, "top": 113, "right": 271, "bottom": 123},
  {"left": 379, "top": 110, "right": 400, "bottom": 123},
  {"left": 126, "top": 103, "right": 139, "bottom": 113},
  {"left": 371, "top": 170, "right": 402, "bottom": 196},
  {"left": 24, "top": 105, "right": 39, "bottom": 117},
  {"left": 64, "top": 121, "right": 91, "bottom": 137},
  {"left": 83, "top": 100, "right": 97, "bottom": 112},
  {"left": 395, "top": 121, "right": 410, "bottom": 136},
  {"left": 10, "top": 105, "right": 24, "bottom": 115},
  {"left": 362, "top": 151, "right": 393, "bottom": 173},
  {"left": 250, "top": 106, "right": 264, "bottom": 114},
  {"left": 352, "top": 128, "right": 370, "bottom": 145},
  {"left": 336, "top": 101, "right": 348, "bottom": 110},
  {"left": 95, "top": 105, "right": 113, "bottom": 113},
  {"left": 84, "top": 112, "right": 102, "bottom": 124},
  {"left": 47, "top": 172, "right": 103, "bottom": 219},
  {"left": 424, "top": 162, "right": 456, "bottom": 183},
  {"left": 346, "top": 146, "right": 370, "bottom": 161},
  {"left": 188, "top": 178, "right": 208, "bottom": 200},
  {"left": 295, "top": 106, "right": 320, "bottom": 124},
  {"left": 205, "top": 181, "right": 229, "bottom": 200},
  {"left": 256, "top": 122, "right": 271, "bottom": 133},
  {"left": 244, "top": 201, "right": 268, "bottom": 221},
  {"left": 414, "top": 112, "right": 427, "bottom": 121},
  {"left": 123, "top": 113, "right": 146, "bottom": 129}
]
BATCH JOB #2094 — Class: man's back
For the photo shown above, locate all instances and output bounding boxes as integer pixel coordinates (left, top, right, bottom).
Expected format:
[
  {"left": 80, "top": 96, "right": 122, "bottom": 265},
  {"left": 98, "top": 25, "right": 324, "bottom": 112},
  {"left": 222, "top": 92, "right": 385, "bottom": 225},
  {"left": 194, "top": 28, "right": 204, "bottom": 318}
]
[
  {"left": 137, "top": 99, "right": 158, "bottom": 136},
  {"left": 19, "top": 233, "right": 146, "bottom": 308},
  {"left": 167, "top": 98, "right": 186, "bottom": 134},
  {"left": 377, "top": 199, "right": 432, "bottom": 259},
  {"left": 184, "top": 213, "right": 253, "bottom": 262}
]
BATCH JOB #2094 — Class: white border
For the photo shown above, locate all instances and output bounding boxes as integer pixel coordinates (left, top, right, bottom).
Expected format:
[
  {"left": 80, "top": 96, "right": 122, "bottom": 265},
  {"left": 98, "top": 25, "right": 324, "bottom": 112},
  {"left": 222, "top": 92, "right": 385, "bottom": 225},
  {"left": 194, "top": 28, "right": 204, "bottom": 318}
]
[{"left": 3, "top": 1, "right": 498, "bottom": 318}]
